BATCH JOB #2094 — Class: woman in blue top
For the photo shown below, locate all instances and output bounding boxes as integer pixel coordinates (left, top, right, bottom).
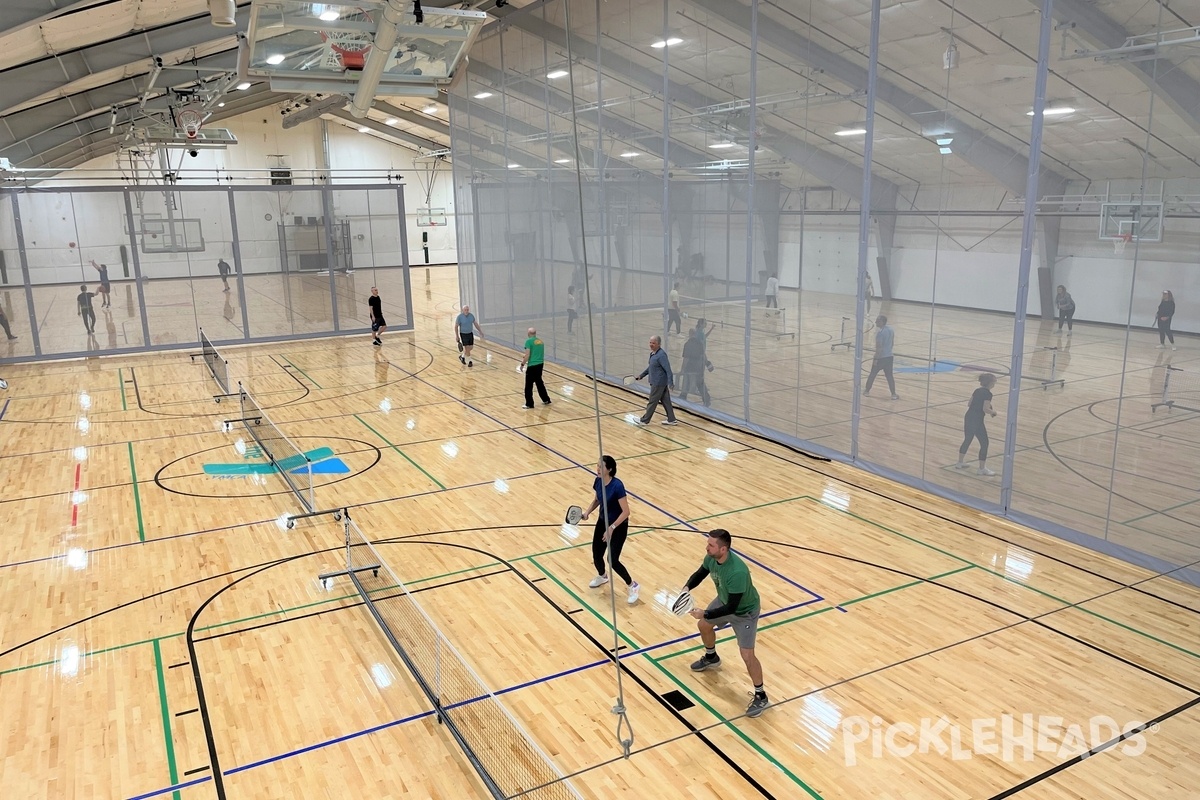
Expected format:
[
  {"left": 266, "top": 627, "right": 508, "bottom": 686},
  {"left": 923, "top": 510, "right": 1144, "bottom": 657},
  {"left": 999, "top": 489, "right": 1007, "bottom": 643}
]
[{"left": 580, "top": 455, "right": 639, "bottom": 604}]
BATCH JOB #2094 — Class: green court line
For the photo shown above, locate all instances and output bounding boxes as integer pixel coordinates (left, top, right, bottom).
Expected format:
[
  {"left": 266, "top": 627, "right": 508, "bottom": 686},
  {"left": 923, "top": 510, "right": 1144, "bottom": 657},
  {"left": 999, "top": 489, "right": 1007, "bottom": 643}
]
[
  {"left": 282, "top": 356, "right": 322, "bottom": 389},
  {"left": 152, "top": 638, "right": 182, "bottom": 800},
  {"left": 811, "top": 497, "right": 1200, "bottom": 661},
  {"left": 1120, "top": 496, "right": 1200, "bottom": 525},
  {"left": 119, "top": 368, "right": 127, "bottom": 411},
  {"left": 530, "top": 556, "right": 823, "bottom": 800},
  {"left": 354, "top": 414, "right": 446, "bottom": 490},
  {"left": 654, "top": 565, "right": 977, "bottom": 661},
  {"left": 128, "top": 442, "right": 145, "bottom": 543}
]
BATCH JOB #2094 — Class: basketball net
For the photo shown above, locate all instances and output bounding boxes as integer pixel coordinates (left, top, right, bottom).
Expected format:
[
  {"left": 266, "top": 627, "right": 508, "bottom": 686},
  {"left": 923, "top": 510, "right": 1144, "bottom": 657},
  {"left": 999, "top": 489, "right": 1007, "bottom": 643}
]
[
  {"left": 1114, "top": 233, "right": 1132, "bottom": 256},
  {"left": 177, "top": 108, "right": 204, "bottom": 141}
]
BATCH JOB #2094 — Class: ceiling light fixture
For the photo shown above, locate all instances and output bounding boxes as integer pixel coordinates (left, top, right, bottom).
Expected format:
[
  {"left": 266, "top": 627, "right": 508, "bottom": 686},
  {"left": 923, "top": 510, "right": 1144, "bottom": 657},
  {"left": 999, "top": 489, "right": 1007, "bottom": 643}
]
[
  {"left": 236, "top": 81, "right": 251, "bottom": 90},
  {"left": 943, "top": 41, "right": 959, "bottom": 70},
  {"left": 554, "top": 158, "right": 571, "bottom": 163},
  {"left": 507, "top": 163, "right": 521, "bottom": 169},
  {"left": 473, "top": 91, "right": 493, "bottom": 99},
  {"left": 318, "top": 9, "right": 340, "bottom": 22},
  {"left": 620, "top": 152, "right": 640, "bottom": 158},
  {"left": 834, "top": 128, "right": 867, "bottom": 137},
  {"left": 385, "top": 117, "right": 397, "bottom": 125},
  {"left": 266, "top": 54, "right": 285, "bottom": 65},
  {"left": 358, "top": 126, "right": 369, "bottom": 133},
  {"left": 1027, "top": 106, "right": 1075, "bottom": 117},
  {"left": 422, "top": 105, "right": 437, "bottom": 113},
  {"left": 708, "top": 142, "right": 736, "bottom": 149},
  {"left": 546, "top": 69, "right": 569, "bottom": 79},
  {"left": 651, "top": 37, "right": 683, "bottom": 48}
]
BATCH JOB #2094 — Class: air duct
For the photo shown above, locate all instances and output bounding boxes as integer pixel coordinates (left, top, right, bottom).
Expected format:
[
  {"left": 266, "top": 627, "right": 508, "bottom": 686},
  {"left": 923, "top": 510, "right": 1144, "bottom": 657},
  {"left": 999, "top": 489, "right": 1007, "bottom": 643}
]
[
  {"left": 349, "top": 0, "right": 408, "bottom": 118},
  {"left": 208, "top": 0, "right": 236, "bottom": 27}
]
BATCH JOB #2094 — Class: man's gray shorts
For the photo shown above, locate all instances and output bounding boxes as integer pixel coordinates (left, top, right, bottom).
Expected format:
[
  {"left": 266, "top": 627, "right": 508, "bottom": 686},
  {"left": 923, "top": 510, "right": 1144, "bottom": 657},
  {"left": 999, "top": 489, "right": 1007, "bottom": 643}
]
[{"left": 705, "top": 598, "right": 761, "bottom": 649}]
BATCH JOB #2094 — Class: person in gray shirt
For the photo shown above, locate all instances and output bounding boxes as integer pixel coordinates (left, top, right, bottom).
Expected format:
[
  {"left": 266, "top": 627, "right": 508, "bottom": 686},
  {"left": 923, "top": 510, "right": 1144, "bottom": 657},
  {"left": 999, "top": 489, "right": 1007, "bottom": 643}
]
[
  {"left": 634, "top": 334, "right": 678, "bottom": 425},
  {"left": 864, "top": 314, "right": 899, "bottom": 400}
]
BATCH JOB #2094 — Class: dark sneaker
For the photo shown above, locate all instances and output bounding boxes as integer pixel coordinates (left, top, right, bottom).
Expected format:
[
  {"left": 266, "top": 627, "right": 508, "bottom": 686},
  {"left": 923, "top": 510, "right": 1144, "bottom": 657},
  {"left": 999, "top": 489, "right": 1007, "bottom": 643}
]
[
  {"left": 690, "top": 653, "right": 721, "bottom": 672},
  {"left": 746, "top": 694, "right": 769, "bottom": 718}
]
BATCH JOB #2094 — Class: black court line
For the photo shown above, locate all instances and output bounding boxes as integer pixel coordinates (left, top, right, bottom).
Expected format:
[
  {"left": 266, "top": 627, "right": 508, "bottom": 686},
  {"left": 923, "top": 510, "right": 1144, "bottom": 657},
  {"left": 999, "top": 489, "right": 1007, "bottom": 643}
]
[
  {"left": 990, "top": 696, "right": 1200, "bottom": 799},
  {"left": 175, "top": 708, "right": 199, "bottom": 717},
  {"left": 168, "top": 661, "right": 190, "bottom": 669},
  {"left": 192, "top": 568, "right": 510, "bottom": 644},
  {"left": 183, "top": 766, "right": 211, "bottom": 777}
]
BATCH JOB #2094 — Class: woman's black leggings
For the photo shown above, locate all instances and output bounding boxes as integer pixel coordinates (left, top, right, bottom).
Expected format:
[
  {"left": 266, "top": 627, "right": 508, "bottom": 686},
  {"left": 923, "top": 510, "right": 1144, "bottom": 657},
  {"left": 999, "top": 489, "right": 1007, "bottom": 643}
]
[
  {"left": 1158, "top": 317, "right": 1175, "bottom": 344},
  {"left": 960, "top": 415, "right": 989, "bottom": 461},
  {"left": 592, "top": 519, "right": 632, "bottom": 584},
  {"left": 1057, "top": 307, "right": 1074, "bottom": 330}
]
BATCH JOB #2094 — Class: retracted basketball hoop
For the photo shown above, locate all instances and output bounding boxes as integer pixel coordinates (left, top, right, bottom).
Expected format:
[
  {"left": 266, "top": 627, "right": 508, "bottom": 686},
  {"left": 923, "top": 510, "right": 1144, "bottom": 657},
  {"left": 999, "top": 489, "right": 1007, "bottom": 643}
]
[
  {"left": 1114, "top": 232, "right": 1133, "bottom": 256},
  {"left": 177, "top": 108, "right": 204, "bottom": 140},
  {"left": 320, "top": 9, "right": 375, "bottom": 71}
]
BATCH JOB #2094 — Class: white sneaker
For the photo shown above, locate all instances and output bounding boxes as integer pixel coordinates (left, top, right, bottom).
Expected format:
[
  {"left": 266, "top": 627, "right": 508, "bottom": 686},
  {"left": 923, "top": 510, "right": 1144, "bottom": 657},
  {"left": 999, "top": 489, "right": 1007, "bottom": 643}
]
[
  {"left": 955, "top": 462, "right": 969, "bottom": 470},
  {"left": 977, "top": 467, "right": 996, "bottom": 476},
  {"left": 627, "top": 582, "right": 640, "bottom": 604},
  {"left": 588, "top": 574, "right": 609, "bottom": 588},
  {"left": 1157, "top": 344, "right": 1165, "bottom": 349},
  {"left": 1172, "top": 346, "right": 1178, "bottom": 351}
]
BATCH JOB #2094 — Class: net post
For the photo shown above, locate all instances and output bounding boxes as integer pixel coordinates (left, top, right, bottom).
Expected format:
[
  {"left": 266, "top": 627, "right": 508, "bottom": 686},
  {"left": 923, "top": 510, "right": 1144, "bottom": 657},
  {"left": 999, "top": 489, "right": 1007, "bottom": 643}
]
[{"left": 831, "top": 315, "right": 853, "bottom": 350}]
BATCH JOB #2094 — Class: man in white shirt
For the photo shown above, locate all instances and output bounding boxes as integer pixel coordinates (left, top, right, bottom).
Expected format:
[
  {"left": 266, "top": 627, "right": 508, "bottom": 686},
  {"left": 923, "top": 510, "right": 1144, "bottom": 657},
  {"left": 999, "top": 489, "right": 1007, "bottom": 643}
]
[
  {"left": 668, "top": 282, "right": 682, "bottom": 334},
  {"left": 765, "top": 272, "right": 779, "bottom": 313}
]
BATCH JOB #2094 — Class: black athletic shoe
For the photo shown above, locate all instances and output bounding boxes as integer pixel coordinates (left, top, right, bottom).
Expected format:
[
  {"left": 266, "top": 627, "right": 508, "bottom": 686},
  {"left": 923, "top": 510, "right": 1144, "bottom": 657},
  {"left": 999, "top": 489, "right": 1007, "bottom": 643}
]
[
  {"left": 746, "top": 694, "right": 769, "bottom": 718},
  {"left": 690, "top": 653, "right": 721, "bottom": 672},
  {"left": 541, "top": 400, "right": 552, "bottom": 405}
]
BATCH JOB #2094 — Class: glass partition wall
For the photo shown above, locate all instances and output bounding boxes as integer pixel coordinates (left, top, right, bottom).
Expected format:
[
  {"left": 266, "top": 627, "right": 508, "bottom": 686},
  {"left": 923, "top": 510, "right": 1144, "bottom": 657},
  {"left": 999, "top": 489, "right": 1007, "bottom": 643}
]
[
  {"left": 0, "top": 184, "right": 413, "bottom": 361},
  {"left": 450, "top": 0, "right": 1200, "bottom": 581}
]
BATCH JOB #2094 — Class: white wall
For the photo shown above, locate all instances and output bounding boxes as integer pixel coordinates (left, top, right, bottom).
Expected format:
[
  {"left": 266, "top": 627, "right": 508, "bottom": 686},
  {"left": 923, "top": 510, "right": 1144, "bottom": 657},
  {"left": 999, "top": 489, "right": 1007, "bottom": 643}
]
[{"left": 16, "top": 105, "right": 458, "bottom": 279}]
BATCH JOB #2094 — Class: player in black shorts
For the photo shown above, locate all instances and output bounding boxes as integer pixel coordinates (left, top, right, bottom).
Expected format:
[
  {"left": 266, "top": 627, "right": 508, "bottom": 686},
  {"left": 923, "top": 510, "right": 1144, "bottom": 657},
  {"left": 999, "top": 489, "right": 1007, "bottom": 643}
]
[{"left": 368, "top": 287, "right": 386, "bottom": 346}]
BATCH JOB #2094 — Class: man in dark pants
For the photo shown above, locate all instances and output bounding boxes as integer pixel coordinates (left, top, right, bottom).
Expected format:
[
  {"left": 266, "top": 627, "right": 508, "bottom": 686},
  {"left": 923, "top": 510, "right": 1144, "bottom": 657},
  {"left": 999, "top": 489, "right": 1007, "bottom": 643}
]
[
  {"left": 0, "top": 306, "right": 16, "bottom": 340},
  {"left": 77, "top": 285, "right": 97, "bottom": 333},
  {"left": 635, "top": 334, "right": 677, "bottom": 425},
  {"left": 519, "top": 327, "right": 552, "bottom": 409},
  {"left": 217, "top": 258, "right": 232, "bottom": 292},
  {"left": 679, "top": 327, "right": 711, "bottom": 406},
  {"left": 864, "top": 314, "right": 899, "bottom": 400}
]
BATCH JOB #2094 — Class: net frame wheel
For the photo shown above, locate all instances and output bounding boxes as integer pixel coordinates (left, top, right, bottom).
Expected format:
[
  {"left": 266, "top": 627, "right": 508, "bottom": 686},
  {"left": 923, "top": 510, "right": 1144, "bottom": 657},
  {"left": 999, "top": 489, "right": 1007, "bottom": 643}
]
[
  {"left": 334, "top": 512, "right": 342, "bottom": 521},
  {"left": 286, "top": 519, "right": 295, "bottom": 530}
]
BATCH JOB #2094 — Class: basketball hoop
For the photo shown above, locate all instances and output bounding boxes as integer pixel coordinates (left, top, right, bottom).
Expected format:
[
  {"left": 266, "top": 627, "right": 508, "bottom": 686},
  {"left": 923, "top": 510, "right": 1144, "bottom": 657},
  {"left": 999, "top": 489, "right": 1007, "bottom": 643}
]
[
  {"left": 177, "top": 108, "right": 204, "bottom": 140},
  {"left": 1114, "top": 233, "right": 1133, "bottom": 256},
  {"left": 320, "top": 9, "right": 374, "bottom": 71}
]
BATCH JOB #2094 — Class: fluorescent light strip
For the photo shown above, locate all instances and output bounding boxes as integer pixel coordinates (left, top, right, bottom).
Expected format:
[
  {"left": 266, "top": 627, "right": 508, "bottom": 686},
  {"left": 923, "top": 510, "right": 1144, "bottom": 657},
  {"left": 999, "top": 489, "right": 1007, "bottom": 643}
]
[
  {"left": 651, "top": 37, "right": 683, "bottom": 48},
  {"left": 546, "top": 70, "right": 569, "bottom": 79},
  {"left": 473, "top": 91, "right": 493, "bottom": 99},
  {"left": 708, "top": 142, "right": 736, "bottom": 149},
  {"left": 834, "top": 128, "right": 867, "bottom": 137},
  {"left": 1027, "top": 106, "right": 1075, "bottom": 116}
]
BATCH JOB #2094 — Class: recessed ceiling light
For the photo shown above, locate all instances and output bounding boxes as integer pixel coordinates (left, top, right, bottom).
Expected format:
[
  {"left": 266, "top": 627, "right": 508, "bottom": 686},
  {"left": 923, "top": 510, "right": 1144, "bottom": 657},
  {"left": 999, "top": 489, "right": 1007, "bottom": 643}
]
[
  {"left": 1027, "top": 106, "right": 1075, "bottom": 117},
  {"left": 385, "top": 117, "right": 397, "bottom": 125},
  {"left": 554, "top": 158, "right": 571, "bottom": 164},
  {"left": 546, "top": 70, "right": 569, "bottom": 79},
  {"left": 217, "top": 102, "right": 225, "bottom": 107},
  {"left": 358, "top": 126, "right": 369, "bottom": 133},
  {"left": 474, "top": 91, "right": 493, "bottom": 99},
  {"left": 266, "top": 54, "right": 285, "bottom": 65},
  {"left": 507, "top": 163, "right": 521, "bottom": 169},
  {"left": 834, "top": 128, "right": 867, "bottom": 137},
  {"left": 935, "top": 137, "right": 953, "bottom": 146},
  {"left": 620, "top": 152, "right": 640, "bottom": 158},
  {"left": 319, "top": 10, "right": 340, "bottom": 22},
  {"left": 651, "top": 37, "right": 683, "bottom": 48},
  {"left": 708, "top": 142, "right": 736, "bottom": 149},
  {"left": 422, "top": 105, "right": 437, "bottom": 113},
  {"left": 236, "top": 81, "right": 251, "bottom": 90},
  {"left": 939, "top": 146, "right": 952, "bottom": 155}
]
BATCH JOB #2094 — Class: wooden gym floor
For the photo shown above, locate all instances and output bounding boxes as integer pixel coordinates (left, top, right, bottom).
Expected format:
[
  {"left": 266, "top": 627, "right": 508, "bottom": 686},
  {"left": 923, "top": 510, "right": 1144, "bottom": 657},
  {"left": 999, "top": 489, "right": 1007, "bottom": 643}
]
[{"left": 0, "top": 266, "right": 1198, "bottom": 799}]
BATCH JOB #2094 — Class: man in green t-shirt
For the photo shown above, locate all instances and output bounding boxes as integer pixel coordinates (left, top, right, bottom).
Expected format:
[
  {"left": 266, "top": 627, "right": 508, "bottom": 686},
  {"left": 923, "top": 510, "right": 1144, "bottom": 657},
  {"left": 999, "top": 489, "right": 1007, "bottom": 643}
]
[
  {"left": 519, "top": 326, "right": 552, "bottom": 409},
  {"left": 682, "top": 528, "right": 768, "bottom": 717}
]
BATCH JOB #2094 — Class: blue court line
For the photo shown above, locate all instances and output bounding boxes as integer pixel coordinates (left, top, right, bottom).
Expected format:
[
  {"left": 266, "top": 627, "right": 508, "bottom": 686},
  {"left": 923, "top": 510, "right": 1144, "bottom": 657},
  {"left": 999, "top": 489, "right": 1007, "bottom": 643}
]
[
  {"left": 126, "top": 596, "right": 824, "bottom": 800},
  {"left": 380, "top": 354, "right": 826, "bottom": 603},
  {"left": 0, "top": 399, "right": 9, "bottom": 420}
]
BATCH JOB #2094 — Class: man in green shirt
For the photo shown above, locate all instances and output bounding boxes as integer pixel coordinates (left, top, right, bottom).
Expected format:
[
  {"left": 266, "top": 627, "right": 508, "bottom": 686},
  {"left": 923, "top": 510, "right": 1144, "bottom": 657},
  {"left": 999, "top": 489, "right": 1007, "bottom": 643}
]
[
  {"left": 519, "top": 326, "right": 552, "bottom": 409},
  {"left": 682, "top": 528, "right": 768, "bottom": 717}
]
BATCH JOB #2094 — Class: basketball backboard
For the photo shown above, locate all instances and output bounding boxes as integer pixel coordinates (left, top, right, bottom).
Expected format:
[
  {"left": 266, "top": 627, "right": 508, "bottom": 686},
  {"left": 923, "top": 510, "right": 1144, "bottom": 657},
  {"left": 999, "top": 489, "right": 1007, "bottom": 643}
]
[
  {"left": 247, "top": 1, "right": 487, "bottom": 99},
  {"left": 1100, "top": 202, "right": 1163, "bottom": 242}
]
